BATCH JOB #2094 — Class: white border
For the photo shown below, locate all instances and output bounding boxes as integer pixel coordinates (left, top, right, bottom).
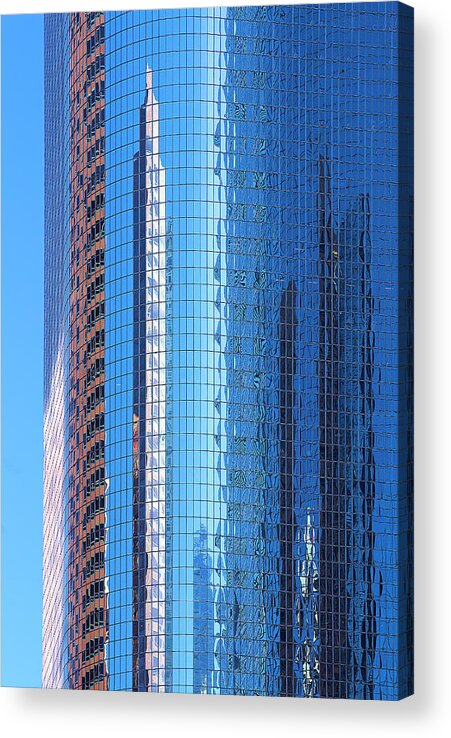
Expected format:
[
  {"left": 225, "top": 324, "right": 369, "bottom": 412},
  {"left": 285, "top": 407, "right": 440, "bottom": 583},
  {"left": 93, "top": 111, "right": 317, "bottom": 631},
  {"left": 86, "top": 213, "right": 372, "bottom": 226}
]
[{"left": 2, "top": 1, "right": 451, "bottom": 736}]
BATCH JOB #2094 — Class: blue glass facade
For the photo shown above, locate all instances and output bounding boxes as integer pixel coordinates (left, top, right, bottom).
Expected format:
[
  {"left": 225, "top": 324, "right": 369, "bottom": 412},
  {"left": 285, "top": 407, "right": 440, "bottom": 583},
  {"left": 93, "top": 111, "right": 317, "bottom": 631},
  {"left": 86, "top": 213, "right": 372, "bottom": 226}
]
[
  {"left": 43, "top": 12, "right": 70, "bottom": 689},
  {"left": 43, "top": 3, "right": 413, "bottom": 699}
]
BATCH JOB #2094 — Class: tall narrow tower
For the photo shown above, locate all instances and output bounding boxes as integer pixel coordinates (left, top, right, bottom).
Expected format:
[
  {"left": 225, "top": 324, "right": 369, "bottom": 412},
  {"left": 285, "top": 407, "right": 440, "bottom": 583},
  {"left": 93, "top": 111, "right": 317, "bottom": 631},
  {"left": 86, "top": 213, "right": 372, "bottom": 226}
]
[{"left": 67, "top": 11, "right": 107, "bottom": 690}]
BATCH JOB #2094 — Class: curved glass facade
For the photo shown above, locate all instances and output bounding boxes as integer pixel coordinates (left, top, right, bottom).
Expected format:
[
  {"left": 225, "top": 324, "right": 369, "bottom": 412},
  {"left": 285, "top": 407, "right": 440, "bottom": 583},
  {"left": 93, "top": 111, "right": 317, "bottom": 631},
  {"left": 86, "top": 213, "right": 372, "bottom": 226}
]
[
  {"left": 43, "top": 3, "right": 413, "bottom": 699},
  {"left": 43, "top": 12, "right": 70, "bottom": 689}
]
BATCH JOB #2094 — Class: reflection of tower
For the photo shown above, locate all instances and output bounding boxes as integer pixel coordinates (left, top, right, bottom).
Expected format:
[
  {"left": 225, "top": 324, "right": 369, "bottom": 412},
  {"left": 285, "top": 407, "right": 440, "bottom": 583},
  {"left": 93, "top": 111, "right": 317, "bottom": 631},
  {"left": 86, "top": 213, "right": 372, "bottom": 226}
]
[
  {"left": 193, "top": 526, "right": 215, "bottom": 693},
  {"left": 338, "top": 194, "right": 376, "bottom": 699},
  {"left": 317, "top": 155, "right": 376, "bottom": 698},
  {"left": 219, "top": 51, "right": 281, "bottom": 696},
  {"left": 133, "top": 68, "right": 166, "bottom": 692},
  {"left": 67, "top": 11, "right": 108, "bottom": 690},
  {"left": 317, "top": 156, "right": 348, "bottom": 698},
  {"left": 278, "top": 281, "right": 297, "bottom": 696}
]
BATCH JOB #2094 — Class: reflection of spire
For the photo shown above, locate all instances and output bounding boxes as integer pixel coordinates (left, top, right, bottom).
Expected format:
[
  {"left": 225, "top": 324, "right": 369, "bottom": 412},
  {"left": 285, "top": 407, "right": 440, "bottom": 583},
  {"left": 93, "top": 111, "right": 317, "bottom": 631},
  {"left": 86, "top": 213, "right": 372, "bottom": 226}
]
[
  {"left": 193, "top": 526, "right": 215, "bottom": 694},
  {"left": 145, "top": 65, "right": 159, "bottom": 142},
  {"left": 132, "top": 67, "right": 166, "bottom": 693},
  {"left": 296, "top": 509, "right": 319, "bottom": 697},
  {"left": 146, "top": 64, "right": 152, "bottom": 93}
]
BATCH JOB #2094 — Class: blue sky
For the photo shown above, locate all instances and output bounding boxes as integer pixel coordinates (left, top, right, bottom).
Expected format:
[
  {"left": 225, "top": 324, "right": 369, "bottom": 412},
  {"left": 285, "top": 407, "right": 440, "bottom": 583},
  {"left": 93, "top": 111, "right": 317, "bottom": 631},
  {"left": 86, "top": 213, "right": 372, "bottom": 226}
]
[{"left": 1, "top": 13, "right": 43, "bottom": 687}]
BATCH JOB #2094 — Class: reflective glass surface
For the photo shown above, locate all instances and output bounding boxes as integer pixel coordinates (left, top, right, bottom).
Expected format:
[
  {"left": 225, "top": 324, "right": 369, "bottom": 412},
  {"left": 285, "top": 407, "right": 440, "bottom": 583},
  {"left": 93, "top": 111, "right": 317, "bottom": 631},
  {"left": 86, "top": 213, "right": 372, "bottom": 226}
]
[{"left": 43, "top": 3, "right": 413, "bottom": 699}]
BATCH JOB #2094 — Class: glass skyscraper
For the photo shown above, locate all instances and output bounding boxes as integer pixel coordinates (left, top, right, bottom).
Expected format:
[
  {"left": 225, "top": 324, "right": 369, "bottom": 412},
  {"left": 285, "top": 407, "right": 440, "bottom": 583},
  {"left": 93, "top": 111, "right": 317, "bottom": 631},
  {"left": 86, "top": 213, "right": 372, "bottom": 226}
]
[{"left": 43, "top": 3, "right": 413, "bottom": 699}]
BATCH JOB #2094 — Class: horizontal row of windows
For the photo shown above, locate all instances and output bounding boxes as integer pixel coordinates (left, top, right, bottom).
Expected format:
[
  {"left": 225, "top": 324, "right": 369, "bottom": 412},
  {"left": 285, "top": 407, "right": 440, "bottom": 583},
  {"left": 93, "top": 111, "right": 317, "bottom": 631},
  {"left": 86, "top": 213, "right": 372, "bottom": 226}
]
[
  {"left": 85, "top": 383, "right": 104, "bottom": 415},
  {"left": 83, "top": 494, "right": 105, "bottom": 530},
  {"left": 85, "top": 328, "right": 105, "bottom": 362},
  {"left": 84, "top": 551, "right": 105, "bottom": 580},
  {"left": 82, "top": 607, "right": 105, "bottom": 638},
  {"left": 86, "top": 273, "right": 104, "bottom": 305},
  {"left": 85, "top": 357, "right": 104, "bottom": 389},
  {"left": 82, "top": 580, "right": 105, "bottom": 613},
  {"left": 86, "top": 164, "right": 105, "bottom": 195},
  {"left": 84, "top": 411, "right": 105, "bottom": 444},
  {"left": 70, "top": 10, "right": 101, "bottom": 34},
  {"left": 82, "top": 635, "right": 105, "bottom": 666},
  {"left": 86, "top": 53, "right": 105, "bottom": 84},
  {"left": 84, "top": 80, "right": 105, "bottom": 117},
  {"left": 87, "top": 135, "right": 105, "bottom": 166},
  {"left": 85, "top": 467, "right": 105, "bottom": 499},
  {"left": 86, "top": 11, "right": 102, "bottom": 30},
  {"left": 86, "top": 108, "right": 105, "bottom": 142},
  {"left": 82, "top": 522, "right": 105, "bottom": 557},
  {"left": 86, "top": 23, "right": 104, "bottom": 57},
  {"left": 82, "top": 662, "right": 105, "bottom": 690},
  {"left": 84, "top": 440, "right": 105, "bottom": 473},
  {"left": 87, "top": 195, "right": 105, "bottom": 223},
  {"left": 86, "top": 216, "right": 105, "bottom": 250},
  {"left": 86, "top": 301, "right": 105, "bottom": 331}
]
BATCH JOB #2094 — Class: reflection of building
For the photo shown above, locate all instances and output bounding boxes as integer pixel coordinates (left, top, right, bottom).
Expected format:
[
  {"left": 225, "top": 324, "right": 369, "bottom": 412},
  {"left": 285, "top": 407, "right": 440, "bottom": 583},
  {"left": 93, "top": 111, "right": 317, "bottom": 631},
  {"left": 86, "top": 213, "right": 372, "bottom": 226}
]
[
  {"left": 193, "top": 527, "right": 215, "bottom": 694},
  {"left": 43, "top": 6, "right": 413, "bottom": 699},
  {"left": 44, "top": 11, "right": 108, "bottom": 691},
  {"left": 317, "top": 156, "right": 376, "bottom": 699},
  {"left": 132, "top": 68, "right": 166, "bottom": 692},
  {"left": 278, "top": 280, "right": 298, "bottom": 696},
  {"left": 43, "top": 15, "right": 68, "bottom": 689},
  {"left": 67, "top": 12, "right": 108, "bottom": 691}
]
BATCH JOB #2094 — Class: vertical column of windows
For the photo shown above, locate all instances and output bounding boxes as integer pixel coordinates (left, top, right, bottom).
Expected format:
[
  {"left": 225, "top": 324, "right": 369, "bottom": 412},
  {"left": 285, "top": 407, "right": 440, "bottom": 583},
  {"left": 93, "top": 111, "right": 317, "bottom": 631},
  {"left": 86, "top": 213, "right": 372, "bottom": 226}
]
[{"left": 67, "top": 11, "right": 108, "bottom": 690}]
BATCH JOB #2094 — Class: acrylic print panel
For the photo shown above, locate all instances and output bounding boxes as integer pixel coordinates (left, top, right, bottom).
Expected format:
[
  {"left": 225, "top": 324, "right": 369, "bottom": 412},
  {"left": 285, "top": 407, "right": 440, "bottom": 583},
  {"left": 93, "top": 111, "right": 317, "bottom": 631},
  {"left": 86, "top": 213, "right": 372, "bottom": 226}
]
[{"left": 12, "top": 1, "right": 415, "bottom": 699}]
